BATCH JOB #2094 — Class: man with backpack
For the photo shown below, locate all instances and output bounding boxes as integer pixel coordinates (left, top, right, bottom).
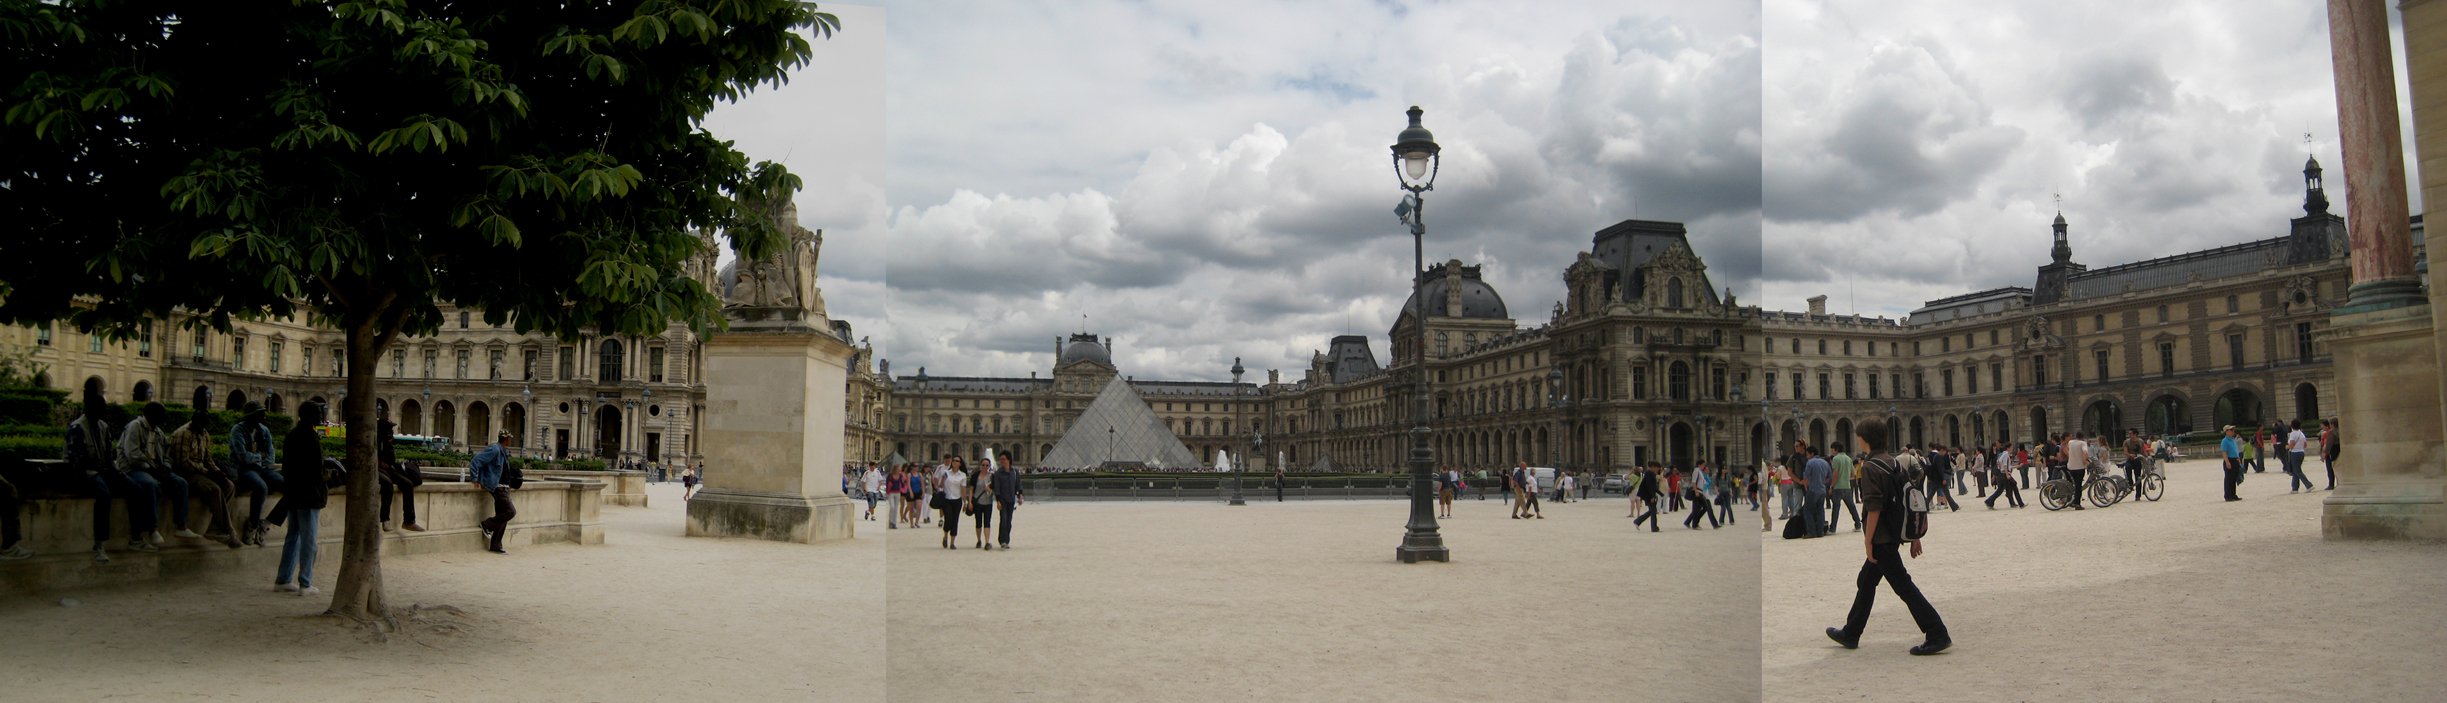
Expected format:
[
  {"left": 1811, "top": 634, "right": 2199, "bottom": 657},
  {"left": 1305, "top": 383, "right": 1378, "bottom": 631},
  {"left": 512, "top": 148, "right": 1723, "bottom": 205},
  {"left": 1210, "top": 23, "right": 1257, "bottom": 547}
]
[{"left": 1826, "top": 418, "right": 1950, "bottom": 656}]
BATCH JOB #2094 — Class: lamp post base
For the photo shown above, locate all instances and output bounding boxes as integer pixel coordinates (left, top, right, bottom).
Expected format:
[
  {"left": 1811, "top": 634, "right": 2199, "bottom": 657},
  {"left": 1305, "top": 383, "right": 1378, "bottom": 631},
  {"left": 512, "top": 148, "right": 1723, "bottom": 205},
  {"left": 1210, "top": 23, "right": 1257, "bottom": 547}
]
[{"left": 1395, "top": 540, "right": 1450, "bottom": 563}]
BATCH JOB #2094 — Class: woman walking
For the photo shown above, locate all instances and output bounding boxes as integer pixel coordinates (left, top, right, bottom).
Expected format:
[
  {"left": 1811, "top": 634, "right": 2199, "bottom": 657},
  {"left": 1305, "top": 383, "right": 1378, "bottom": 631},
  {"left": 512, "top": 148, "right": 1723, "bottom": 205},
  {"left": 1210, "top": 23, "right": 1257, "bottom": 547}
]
[
  {"left": 272, "top": 403, "right": 330, "bottom": 597},
  {"left": 968, "top": 458, "right": 993, "bottom": 549},
  {"left": 935, "top": 456, "right": 967, "bottom": 548}
]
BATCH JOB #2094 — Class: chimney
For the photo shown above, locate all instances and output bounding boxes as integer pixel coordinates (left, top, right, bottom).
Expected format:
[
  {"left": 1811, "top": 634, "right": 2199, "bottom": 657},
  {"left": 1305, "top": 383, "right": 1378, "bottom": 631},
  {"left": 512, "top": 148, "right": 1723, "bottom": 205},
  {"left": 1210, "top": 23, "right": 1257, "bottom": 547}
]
[{"left": 1806, "top": 295, "right": 1828, "bottom": 315}]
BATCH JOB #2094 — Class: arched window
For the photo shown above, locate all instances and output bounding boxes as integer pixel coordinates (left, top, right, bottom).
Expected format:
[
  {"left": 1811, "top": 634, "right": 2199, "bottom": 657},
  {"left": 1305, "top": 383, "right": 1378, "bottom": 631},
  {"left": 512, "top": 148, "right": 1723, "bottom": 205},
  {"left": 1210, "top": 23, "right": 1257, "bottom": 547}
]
[
  {"left": 598, "top": 339, "right": 624, "bottom": 382},
  {"left": 1667, "top": 278, "right": 1684, "bottom": 308}
]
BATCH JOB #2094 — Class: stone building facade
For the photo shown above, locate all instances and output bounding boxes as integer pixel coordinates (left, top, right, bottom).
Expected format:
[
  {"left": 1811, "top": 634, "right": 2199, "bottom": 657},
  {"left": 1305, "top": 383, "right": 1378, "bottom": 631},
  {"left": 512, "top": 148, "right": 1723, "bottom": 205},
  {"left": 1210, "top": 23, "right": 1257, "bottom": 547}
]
[
  {"left": 1762, "top": 163, "right": 2379, "bottom": 454},
  {"left": 884, "top": 219, "right": 1766, "bottom": 475}
]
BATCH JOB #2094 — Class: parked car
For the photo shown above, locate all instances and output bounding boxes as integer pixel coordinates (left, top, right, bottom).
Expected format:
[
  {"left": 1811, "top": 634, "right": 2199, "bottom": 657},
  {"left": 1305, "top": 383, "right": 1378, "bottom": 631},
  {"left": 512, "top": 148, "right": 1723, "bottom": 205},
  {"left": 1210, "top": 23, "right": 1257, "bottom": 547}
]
[{"left": 1602, "top": 474, "right": 1630, "bottom": 494}]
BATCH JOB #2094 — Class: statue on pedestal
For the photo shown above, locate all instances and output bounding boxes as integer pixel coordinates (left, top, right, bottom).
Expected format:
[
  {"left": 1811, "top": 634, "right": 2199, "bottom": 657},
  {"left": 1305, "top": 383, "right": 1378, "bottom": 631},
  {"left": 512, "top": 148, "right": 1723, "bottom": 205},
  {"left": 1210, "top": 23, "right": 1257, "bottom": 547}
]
[{"left": 725, "top": 198, "right": 828, "bottom": 320}]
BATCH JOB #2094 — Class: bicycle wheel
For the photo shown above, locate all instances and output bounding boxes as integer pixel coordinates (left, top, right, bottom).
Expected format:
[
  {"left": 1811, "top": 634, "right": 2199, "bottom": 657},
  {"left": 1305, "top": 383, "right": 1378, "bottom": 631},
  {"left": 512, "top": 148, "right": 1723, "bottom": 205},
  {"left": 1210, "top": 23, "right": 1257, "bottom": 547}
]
[
  {"left": 2038, "top": 481, "right": 2069, "bottom": 511},
  {"left": 2087, "top": 478, "right": 2117, "bottom": 507},
  {"left": 2140, "top": 474, "right": 2164, "bottom": 501}
]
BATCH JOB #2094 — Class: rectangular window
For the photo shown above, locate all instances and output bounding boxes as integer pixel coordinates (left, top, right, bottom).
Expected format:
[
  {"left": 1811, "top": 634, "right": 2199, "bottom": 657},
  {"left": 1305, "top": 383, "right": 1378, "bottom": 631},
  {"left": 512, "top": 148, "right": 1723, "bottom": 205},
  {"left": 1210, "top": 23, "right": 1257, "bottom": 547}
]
[
  {"left": 1792, "top": 373, "right": 1804, "bottom": 399},
  {"left": 1843, "top": 340, "right": 1852, "bottom": 355},
  {"left": 2160, "top": 342, "right": 2176, "bottom": 377},
  {"left": 456, "top": 349, "right": 471, "bottom": 379},
  {"left": 232, "top": 336, "right": 246, "bottom": 368},
  {"left": 2229, "top": 333, "right": 2246, "bottom": 370},
  {"left": 559, "top": 346, "right": 574, "bottom": 380},
  {"left": 2033, "top": 356, "right": 2048, "bottom": 386},
  {"left": 2296, "top": 322, "right": 2315, "bottom": 363},
  {"left": 1914, "top": 373, "right": 1926, "bottom": 399},
  {"left": 460, "top": 311, "right": 471, "bottom": 328},
  {"left": 1869, "top": 341, "right": 1877, "bottom": 356},
  {"left": 2095, "top": 349, "right": 2110, "bottom": 381},
  {"left": 1634, "top": 328, "right": 1646, "bottom": 344},
  {"left": 1843, "top": 373, "right": 1856, "bottom": 399},
  {"left": 1817, "top": 339, "right": 1827, "bottom": 354},
  {"left": 2094, "top": 314, "right": 2105, "bottom": 332},
  {"left": 1765, "top": 373, "right": 1778, "bottom": 400},
  {"left": 89, "top": 330, "right": 102, "bottom": 353},
  {"left": 138, "top": 320, "right": 153, "bottom": 357},
  {"left": 1631, "top": 366, "right": 1647, "bottom": 400},
  {"left": 1940, "top": 337, "right": 1950, "bottom": 353},
  {"left": 650, "top": 347, "right": 667, "bottom": 383},
  {"left": 392, "top": 349, "right": 405, "bottom": 378},
  {"left": 425, "top": 349, "right": 438, "bottom": 378},
  {"left": 2158, "top": 305, "right": 2169, "bottom": 323},
  {"left": 192, "top": 331, "right": 206, "bottom": 362},
  {"left": 524, "top": 349, "right": 539, "bottom": 381},
  {"left": 1990, "top": 330, "right": 1999, "bottom": 345},
  {"left": 1966, "top": 368, "right": 1977, "bottom": 394},
  {"left": 1941, "top": 370, "right": 1954, "bottom": 396},
  {"left": 1818, "top": 373, "right": 1831, "bottom": 400},
  {"left": 1712, "top": 367, "right": 1726, "bottom": 399},
  {"left": 489, "top": 349, "right": 505, "bottom": 380},
  {"left": 2226, "top": 295, "right": 2240, "bottom": 313},
  {"left": 331, "top": 349, "right": 344, "bottom": 377},
  {"left": 1868, "top": 373, "right": 1880, "bottom": 399},
  {"left": 1991, "top": 363, "right": 2002, "bottom": 391},
  {"left": 35, "top": 322, "right": 50, "bottom": 346},
  {"left": 268, "top": 341, "right": 283, "bottom": 373},
  {"left": 1965, "top": 333, "right": 1974, "bottom": 349},
  {"left": 1791, "top": 339, "right": 1800, "bottom": 354},
  {"left": 1913, "top": 341, "right": 1922, "bottom": 356}
]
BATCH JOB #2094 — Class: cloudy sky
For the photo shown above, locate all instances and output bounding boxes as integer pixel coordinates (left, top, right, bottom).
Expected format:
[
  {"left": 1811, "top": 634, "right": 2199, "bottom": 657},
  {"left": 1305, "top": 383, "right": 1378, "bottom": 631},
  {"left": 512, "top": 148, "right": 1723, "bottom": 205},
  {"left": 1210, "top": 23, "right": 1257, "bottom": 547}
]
[
  {"left": 700, "top": 4, "right": 888, "bottom": 357},
  {"left": 1764, "top": 0, "right": 2416, "bottom": 319},
  {"left": 877, "top": 0, "right": 1762, "bottom": 382}
]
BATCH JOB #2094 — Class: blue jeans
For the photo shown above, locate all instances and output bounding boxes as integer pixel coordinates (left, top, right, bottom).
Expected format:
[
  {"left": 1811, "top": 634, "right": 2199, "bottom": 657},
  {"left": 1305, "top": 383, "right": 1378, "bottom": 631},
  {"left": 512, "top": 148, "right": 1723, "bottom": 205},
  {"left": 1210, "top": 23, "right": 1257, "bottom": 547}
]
[
  {"left": 1804, "top": 492, "right": 1829, "bottom": 536},
  {"left": 232, "top": 469, "right": 278, "bottom": 525},
  {"left": 2287, "top": 451, "right": 2314, "bottom": 491},
  {"left": 277, "top": 508, "right": 320, "bottom": 587},
  {"left": 142, "top": 469, "right": 190, "bottom": 529},
  {"left": 112, "top": 471, "right": 163, "bottom": 536}
]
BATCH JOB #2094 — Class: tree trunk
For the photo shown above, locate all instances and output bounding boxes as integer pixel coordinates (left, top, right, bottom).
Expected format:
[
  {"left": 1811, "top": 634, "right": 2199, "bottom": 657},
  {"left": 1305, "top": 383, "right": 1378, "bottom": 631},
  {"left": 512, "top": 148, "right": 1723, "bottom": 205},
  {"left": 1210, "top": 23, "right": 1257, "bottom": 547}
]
[{"left": 325, "top": 295, "right": 406, "bottom": 620}]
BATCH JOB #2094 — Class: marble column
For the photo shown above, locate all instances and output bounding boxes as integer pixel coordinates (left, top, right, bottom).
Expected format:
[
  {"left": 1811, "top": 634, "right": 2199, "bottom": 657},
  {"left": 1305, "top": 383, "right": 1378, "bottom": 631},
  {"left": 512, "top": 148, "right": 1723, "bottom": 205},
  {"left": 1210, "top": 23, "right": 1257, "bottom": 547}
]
[
  {"left": 2330, "top": 0, "right": 2425, "bottom": 309},
  {"left": 2318, "top": 0, "right": 2447, "bottom": 541}
]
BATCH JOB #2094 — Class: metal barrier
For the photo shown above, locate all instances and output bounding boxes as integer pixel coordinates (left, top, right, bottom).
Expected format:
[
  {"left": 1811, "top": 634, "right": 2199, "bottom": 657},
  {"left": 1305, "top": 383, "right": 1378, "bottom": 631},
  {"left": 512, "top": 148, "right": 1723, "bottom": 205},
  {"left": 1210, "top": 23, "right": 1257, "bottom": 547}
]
[{"left": 1025, "top": 476, "right": 1420, "bottom": 502}]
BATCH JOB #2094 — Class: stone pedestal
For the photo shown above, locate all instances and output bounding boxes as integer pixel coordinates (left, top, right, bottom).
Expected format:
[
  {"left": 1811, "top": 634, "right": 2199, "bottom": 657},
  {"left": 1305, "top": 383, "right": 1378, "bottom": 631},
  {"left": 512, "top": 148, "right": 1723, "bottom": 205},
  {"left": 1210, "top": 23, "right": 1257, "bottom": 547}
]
[
  {"left": 685, "top": 308, "right": 858, "bottom": 543},
  {"left": 2317, "top": 306, "right": 2447, "bottom": 540}
]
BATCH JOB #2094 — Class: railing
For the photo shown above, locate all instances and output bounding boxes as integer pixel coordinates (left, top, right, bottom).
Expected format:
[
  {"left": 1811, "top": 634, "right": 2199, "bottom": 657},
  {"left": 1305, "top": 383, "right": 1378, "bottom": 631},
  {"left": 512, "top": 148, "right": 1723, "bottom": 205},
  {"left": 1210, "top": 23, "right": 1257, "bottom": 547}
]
[{"left": 1024, "top": 475, "right": 1420, "bottom": 502}]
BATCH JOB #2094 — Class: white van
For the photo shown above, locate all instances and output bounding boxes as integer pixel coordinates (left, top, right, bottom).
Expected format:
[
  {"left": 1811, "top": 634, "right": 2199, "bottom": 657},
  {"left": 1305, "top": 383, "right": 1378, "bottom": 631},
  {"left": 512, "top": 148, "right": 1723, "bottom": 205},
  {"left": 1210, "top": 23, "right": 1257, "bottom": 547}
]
[{"left": 1527, "top": 467, "right": 1558, "bottom": 493}]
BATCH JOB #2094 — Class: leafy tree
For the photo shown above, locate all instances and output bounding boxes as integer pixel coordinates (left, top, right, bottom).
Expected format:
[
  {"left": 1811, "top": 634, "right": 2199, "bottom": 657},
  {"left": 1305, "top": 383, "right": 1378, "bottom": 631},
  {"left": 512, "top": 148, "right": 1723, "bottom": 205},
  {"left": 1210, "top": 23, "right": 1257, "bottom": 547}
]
[{"left": 0, "top": 0, "right": 838, "bottom": 620}]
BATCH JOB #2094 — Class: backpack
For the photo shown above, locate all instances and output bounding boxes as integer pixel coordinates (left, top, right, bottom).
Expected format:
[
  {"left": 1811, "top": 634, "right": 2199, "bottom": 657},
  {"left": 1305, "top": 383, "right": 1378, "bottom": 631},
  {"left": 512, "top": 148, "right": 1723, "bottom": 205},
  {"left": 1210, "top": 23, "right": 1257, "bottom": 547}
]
[{"left": 1868, "top": 457, "right": 1930, "bottom": 542}]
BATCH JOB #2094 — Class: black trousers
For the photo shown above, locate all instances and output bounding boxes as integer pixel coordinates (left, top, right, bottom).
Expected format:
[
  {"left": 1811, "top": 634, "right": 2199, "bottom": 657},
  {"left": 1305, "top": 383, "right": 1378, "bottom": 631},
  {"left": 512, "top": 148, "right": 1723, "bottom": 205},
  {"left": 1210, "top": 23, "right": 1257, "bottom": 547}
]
[
  {"left": 1839, "top": 541, "right": 1948, "bottom": 642},
  {"left": 996, "top": 500, "right": 1016, "bottom": 545},
  {"left": 1633, "top": 499, "right": 1661, "bottom": 531},
  {"left": 2067, "top": 469, "right": 2086, "bottom": 507},
  {"left": 2224, "top": 458, "right": 2243, "bottom": 500},
  {"left": 1986, "top": 478, "right": 2023, "bottom": 508},
  {"left": 0, "top": 475, "right": 19, "bottom": 549},
  {"left": 379, "top": 472, "right": 419, "bottom": 525},
  {"left": 971, "top": 500, "right": 991, "bottom": 535},
  {"left": 479, "top": 486, "right": 516, "bottom": 549},
  {"left": 1684, "top": 494, "right": 1718, "bottom": 528}
]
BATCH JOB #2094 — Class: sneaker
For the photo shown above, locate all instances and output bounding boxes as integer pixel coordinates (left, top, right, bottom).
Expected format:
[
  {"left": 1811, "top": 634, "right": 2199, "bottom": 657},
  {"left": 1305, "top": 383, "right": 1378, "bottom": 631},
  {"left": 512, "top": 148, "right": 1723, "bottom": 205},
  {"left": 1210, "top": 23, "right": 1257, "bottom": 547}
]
[
  {"left": 298, "top": 586, "right": 321, "bottom": 597},
  {"left": 126, "top": 539, "right": 159, "bottom": 553},
  {"left": 92, "top": 546, "right": 110, "bottom": 563},
  {"left": 148, "top": 531, "right": 166, "bottom": 545},
  {"left": 487, "top": 547, "right": 507, "bottom": 555},
  {"left": 172, "top": 528, "right": 202, "bottom": 539},
  {"left": 0, "top": 545, "right": 31, "bottom": 560},
  {"left": 402, "top": 523, "right": 425, "bottom": 532},
  {"left": 381, "top": 521, "right": 396, "bottom": 532},
  {"left": 275, "top": 582, "right": 298, "bottom": 593}
]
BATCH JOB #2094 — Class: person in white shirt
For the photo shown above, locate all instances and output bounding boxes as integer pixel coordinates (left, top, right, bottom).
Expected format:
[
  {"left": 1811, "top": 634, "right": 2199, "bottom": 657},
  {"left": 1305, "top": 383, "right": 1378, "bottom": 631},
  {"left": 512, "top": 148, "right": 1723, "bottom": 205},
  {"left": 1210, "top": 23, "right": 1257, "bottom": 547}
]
[
  {"left": 934, "top": 456, "right": 968, "bottom": 548},
  {"left": 2284, "top": 422, "right": 2314, "bottom": 492},
  {"left": 1558, "top": 473, "right": 1575, "bottom": 504},
  {"left": 860, "top": 463, "right": 885, "bottom": 521},
  {"left": 2063, "top": 433, "right": 2090, "bottom": 511}
]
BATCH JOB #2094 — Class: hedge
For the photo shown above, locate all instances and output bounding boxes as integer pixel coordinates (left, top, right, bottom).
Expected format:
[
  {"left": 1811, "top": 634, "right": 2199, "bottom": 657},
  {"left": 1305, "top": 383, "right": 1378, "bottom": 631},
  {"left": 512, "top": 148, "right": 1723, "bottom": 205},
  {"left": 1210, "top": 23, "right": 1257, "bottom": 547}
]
[
  {"left": 0, "top": 435, "right": 64, "bottom": 462},
  {"left": 0, "top": 387, "right": 69, "bottom": 405},
  {"left": 0, "top": 423, "right": 62, "bottom": 438},
  {"left": 0, "top": 396, "right": 52, "bottom": 425}
]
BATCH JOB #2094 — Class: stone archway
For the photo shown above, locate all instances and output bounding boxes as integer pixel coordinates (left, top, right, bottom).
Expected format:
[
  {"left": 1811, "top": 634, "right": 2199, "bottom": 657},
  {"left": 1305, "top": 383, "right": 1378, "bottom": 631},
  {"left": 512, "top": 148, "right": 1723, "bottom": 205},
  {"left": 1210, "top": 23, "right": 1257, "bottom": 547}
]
[
  {"left": 595, "top": 404, "right": 624, "bottom": 459},
  {"left": 1668, "top": 422, "right": 1695, "bottom": 471},
  {"left": 400, "top": 399, "right": 422, "bottom": 435},
  {"left": 225, "top": 390, "right": 248, "bottom": 412},
  {"left": 2082, "top": 398, "right": 2122, "bottom": 439},
  {"left": 2294, "top": 383, "right": 2319, "bottom": 425},
  {"left": 2214, "top": 388, "right": 2262, "bottom": 430},
  {"left": 2031, "top": 406, "right": 2050, "bottom": 443}
]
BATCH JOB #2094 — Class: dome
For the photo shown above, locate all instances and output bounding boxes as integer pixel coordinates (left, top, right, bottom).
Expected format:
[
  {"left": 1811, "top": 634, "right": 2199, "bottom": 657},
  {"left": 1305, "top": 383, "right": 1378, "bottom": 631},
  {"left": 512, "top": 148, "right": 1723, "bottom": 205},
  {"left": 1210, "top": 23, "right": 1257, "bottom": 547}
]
[
  {"left": 1401, "top": 261, "right": 1509, "bottom": 320},
  {"left": 1059, "top": 333, "right": 1111, "bottom": 366}
]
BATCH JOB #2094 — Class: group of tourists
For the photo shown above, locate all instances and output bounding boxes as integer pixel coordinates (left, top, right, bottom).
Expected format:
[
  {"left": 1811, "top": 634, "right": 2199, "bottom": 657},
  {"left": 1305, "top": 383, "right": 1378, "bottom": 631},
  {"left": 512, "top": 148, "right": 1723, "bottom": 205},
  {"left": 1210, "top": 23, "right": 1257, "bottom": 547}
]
[
  {"left": 2219, "top": 418, "right": 2339, "bottom": 500},
  {"left": 0, "top": 379, "right": 522, "bottom": 594},
  {"left": 858, "top": 455, "right": 1023, "bottom": 549},
  {"left": 1427, "top": 465, "right": 1606, "bottom": 519},
  {"left": 1618, "top": 459, "right": 1742, "bottom": 532}
]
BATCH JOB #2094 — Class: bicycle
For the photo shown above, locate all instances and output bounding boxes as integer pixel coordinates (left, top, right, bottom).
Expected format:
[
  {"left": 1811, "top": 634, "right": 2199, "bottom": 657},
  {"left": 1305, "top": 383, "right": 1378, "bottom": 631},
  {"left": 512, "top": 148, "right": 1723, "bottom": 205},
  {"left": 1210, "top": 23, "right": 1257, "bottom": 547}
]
[
  {"left": 2092, "top": 457, "right": 2165, "bottom": 506},
  {"left": 2036, "top": 466, "right": 2081, "bottom": 511}
]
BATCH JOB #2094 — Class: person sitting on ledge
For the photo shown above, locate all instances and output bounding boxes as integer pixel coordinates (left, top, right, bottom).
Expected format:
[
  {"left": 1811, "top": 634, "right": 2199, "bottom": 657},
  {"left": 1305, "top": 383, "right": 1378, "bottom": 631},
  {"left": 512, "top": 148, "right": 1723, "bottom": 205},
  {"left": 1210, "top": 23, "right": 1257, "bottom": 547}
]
[
  {"left": 168, "top": 408, "right": 246, "bottom": 548},
  {"left": 376, "top": 419, "right": 425, "bottom": 533},
  {"left": 65, "top": 379, "right": 156, "bottom": 562},
  {"left": 227, "top": 402, "right": 279, "bottom": 547}
]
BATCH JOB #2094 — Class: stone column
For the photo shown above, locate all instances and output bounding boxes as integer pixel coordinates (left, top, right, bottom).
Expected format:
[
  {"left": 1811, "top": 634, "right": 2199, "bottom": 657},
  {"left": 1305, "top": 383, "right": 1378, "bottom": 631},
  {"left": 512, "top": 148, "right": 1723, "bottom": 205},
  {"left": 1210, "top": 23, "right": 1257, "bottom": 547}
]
[
  {"left": 685, "top": 307, "right": 857, "bottom": 543},
  {"left": 2331, "top": 0, "right": 2425, "bottom": 310},
  {"left": 2317, "top": 0, "right": 2446, "bottom": 541}
]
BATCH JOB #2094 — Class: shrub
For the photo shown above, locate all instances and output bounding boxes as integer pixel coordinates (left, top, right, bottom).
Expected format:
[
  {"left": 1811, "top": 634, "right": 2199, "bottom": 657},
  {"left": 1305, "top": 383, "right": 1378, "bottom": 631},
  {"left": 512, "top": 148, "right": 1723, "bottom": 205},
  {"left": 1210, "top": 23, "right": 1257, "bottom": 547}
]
[
  {"left": 0, "top": 386, "right": 68, "bottom": 404},
  {"left": 0, "top": 435, "right": 64, "bottom": 462},
  {"left": 0, "top": 396, "right": 53, "bottom": 425},
  {"left": 0, "top": 423, "right": 62, "bottom": 438}
]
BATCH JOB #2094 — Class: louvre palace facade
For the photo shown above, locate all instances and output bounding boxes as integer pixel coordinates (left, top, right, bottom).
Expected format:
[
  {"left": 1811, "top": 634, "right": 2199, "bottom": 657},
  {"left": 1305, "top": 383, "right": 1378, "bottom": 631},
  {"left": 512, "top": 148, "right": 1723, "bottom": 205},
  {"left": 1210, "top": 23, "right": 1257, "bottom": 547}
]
[
  {"left": 1760, "top": 160, "right": 2391, "bottom": 454},
  {"left": 885, "top": 219, "right": 1767, "bottom": 475}
]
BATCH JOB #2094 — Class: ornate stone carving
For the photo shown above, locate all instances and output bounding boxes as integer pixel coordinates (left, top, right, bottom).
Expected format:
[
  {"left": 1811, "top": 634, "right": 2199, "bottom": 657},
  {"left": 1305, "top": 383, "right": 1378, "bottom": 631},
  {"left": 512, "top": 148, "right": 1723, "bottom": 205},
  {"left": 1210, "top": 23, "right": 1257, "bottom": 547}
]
[{"left": 725, "top": 199, "right": 827, "bottom": 319}]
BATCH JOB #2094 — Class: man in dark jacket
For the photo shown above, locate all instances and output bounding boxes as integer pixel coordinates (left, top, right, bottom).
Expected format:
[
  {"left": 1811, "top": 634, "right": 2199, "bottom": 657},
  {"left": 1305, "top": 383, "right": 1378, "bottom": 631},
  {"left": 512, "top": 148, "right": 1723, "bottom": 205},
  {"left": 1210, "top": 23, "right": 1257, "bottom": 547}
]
[
  {"left": 376, "top": 419, "right": 425, "bottom": 532},
  {"left": 1632, "top": 463, "right": 1664, "bottom": 532},
  {"left": 1827, "top": 418, "right": 1949, "bottom": 656},
  {"left": 989, "top": 451, "right": 1023, "bottom": 549},
  {"left": 471, "top": 432, "right": 516, "bottom": 554},
  {"left": 64, "top": 378, "right": 156, "bottom": 562}
]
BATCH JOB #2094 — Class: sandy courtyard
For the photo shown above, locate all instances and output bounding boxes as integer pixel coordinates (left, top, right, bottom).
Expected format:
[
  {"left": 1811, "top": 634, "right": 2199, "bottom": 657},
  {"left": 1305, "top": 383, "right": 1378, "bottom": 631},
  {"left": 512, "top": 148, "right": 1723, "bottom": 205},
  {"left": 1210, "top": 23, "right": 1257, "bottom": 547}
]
[
  {"left": 885, "top": 491, "right": 1758, "bottom": 703},
  {"left": 0, "top": 483, "right": 884, "bottom": 702},
  {"left": 1762, "top": 458, "right": 2447, "bottom": 702}
]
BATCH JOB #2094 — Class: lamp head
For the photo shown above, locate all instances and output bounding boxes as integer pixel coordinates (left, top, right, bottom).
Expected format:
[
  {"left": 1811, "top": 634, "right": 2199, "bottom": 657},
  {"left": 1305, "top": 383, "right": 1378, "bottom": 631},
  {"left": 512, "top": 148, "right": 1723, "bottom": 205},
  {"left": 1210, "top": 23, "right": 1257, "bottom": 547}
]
[{"left": 1391, "top": 106, "right": 1441, "bottom": 187}]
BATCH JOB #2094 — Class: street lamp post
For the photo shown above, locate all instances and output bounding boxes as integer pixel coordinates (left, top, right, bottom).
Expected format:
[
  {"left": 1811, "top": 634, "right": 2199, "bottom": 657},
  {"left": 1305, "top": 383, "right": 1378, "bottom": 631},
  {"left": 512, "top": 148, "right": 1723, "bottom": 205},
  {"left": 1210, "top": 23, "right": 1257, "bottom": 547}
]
[
  {"left": 1233, "top": 430, "right": 1258, "bottom": 506},
  {"left": 1392, "top": 106, "right": 1448, "bottom": 563}
]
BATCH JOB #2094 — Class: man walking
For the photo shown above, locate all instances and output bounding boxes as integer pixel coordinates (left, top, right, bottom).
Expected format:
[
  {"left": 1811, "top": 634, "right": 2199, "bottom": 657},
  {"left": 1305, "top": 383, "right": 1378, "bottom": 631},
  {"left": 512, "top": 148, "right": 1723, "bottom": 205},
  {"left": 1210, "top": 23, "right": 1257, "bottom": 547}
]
[
  {"left": 990, "top": 451, "right": 1022, "bottom": 549},
  {"left": 1802, "top": 447, "right": 1831, "bottom": 538},
  {"left": 861, "top": 462, "right": 885, "bottom": 521},
  {"left": 472, "top": 432, "right": 517, "bottom": 554},
  {"left": 1683, "top": 462, "right": 1720, "bottom": 529},
  {"left": 2321, "top": 418, "right": 2340, "bottom": 491},
  {"left": 2283, "top": 422, "right": 2313, "bottom": 493},
  {"left": 1829, "top": 447, "right": 1859, "bottom": 531},
  {"left": 1827, "top": 418, "right": 1950, "bottom": 655},
  {"left": 1514, "top": 462, "right": 1542, "bottom": 519},
  {"left": 1631, "top": 463, "right": 1663, "bottom": 532}
]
